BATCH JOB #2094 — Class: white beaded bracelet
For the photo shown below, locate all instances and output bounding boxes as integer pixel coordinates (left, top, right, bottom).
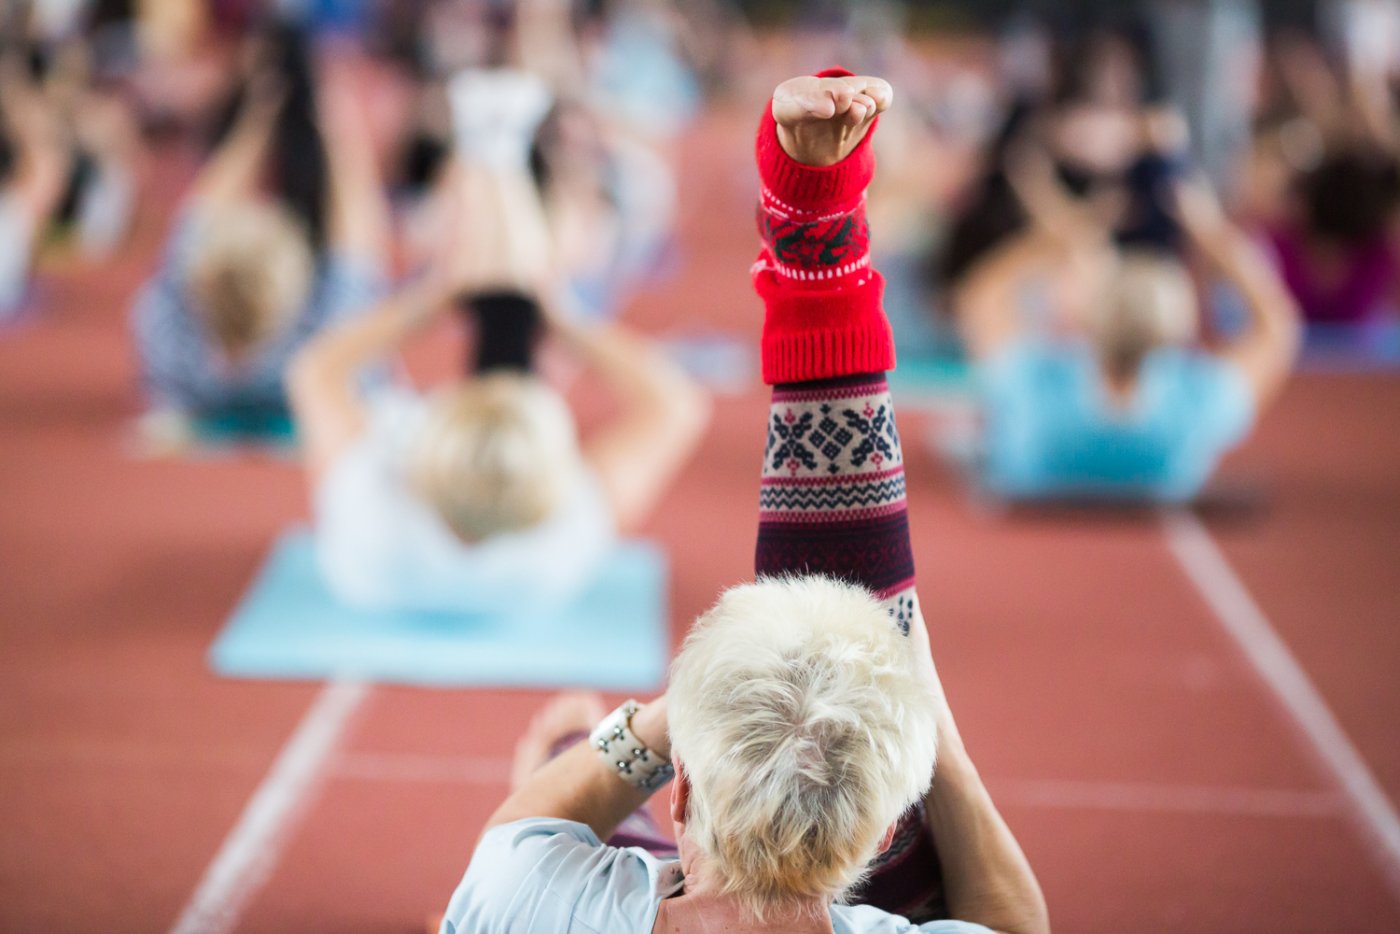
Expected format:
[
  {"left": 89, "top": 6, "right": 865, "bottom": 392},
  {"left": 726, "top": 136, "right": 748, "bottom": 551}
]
[{"left": 590, "top": 700, "right": 675, "bottom": 792}]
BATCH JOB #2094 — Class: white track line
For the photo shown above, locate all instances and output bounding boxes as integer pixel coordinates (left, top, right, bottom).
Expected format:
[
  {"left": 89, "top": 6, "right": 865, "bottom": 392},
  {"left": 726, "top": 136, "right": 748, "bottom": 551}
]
[
  {"left": 169, "top": 679, "right": 370, "bottom": 934},
  {"left": 333, "top": 752, "right": 512, "bottom": 785},
  {"left": 1164, "top": 512, "right": 1400, "bottom": 901},
  {"left": 330, "top": 750, "right": 1342, "bottom": 820}
]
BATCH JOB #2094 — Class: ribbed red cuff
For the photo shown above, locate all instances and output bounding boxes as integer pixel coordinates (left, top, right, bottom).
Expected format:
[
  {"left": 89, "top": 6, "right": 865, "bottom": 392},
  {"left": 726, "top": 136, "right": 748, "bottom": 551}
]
[
  {"left": 756, "top": 67, "right": 878, "bottom": 214},
  {"left": 756, "top": 268, "right": 893, "bottom": 384},
  {"left": 754, "top": 67, "right": 892, "bottom": 385}
]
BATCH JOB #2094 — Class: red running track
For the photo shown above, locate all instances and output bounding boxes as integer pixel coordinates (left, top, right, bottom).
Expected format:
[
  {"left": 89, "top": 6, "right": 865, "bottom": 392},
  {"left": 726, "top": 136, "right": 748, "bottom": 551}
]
[{"left": 2, "top": 107, "right": 1399, "bottom": 934}]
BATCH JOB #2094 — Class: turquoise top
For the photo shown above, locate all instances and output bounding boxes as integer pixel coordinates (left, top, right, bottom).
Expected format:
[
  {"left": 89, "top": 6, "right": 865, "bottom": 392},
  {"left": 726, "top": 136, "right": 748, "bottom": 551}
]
[{"left": 978, "top": 339, "right": 1254, "bottom": 502}]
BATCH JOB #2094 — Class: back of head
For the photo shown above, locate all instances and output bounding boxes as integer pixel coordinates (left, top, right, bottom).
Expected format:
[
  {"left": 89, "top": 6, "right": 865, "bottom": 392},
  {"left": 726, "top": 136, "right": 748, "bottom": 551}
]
[
  {"left": 1303, "top": 146, "right": 1400, "bottom": 246},
  {"left": 408, "top": 374, "right": 582, "bottom": 542},
  {"left": 187, "top": 202, "right": 313, "bottom": 356},
  {"left": 1095, "top": 250, "right": 1197, "bottom": 380},
  {"left": 667, "top": 577, "right": 938, "bottom": 921}
]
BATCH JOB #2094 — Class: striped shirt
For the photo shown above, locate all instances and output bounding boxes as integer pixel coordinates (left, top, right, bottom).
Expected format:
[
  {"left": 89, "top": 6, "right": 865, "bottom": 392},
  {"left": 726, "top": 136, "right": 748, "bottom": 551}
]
[{"left": 131, "top": 209, "right": 383, "bottom": 414}]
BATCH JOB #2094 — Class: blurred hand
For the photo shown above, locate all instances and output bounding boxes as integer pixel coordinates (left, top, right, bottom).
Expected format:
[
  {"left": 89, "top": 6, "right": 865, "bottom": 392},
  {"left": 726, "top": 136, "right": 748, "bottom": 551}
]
[
  {"left": 1171, "top": 176, "right": 1230, "bottom": 244},
  {"left": 242, "top": 66, "right": 286, "bottom": 123},
  {"left": 771, "top": 74, "right": 892, "bottom": 167}
]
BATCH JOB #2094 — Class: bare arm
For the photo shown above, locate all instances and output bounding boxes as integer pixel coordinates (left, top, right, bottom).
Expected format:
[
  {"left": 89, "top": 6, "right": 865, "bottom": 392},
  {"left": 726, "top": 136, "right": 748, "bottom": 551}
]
[
  {"left": 0, "top": 58, "right": 69, "bottom": 221},
  {"left": 955, "top": 230, "right": 1076, "bottom": 363},
  {"left": 515, "top": 0, "right": 586, "bottom": 90},
  {"left": 561, "top": 312, "right": 711, "bottom": 535},
  {"left": 190, "top": 76, "right": 281, "bottom": 207},
  {"left": 949, "top": 136, "right": 1116, "bottom": 360},
  {"left": 482, "top": 698, "right": 670, "bottom": 840},
  {"left": 1176, "top": 179, "right": 1302, "bottom": 411},
  {"left": 924, "top": 738, "right": 1049, "bottom": 934},
  {"left": 1004, "top": 135, "right": 1110, "bottom": 250},
  {"left": 286, "top": 277, "right": 451, "bottom": 485},
  {"left": 317, "top": 56, "right": 390, "bottom": 258},
  {"left": 905, "top": 609, "right": 1049, "bottom": 934}
]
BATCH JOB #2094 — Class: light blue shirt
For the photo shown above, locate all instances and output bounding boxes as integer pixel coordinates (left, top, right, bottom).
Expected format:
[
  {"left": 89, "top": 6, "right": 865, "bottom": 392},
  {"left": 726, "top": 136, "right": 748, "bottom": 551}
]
[
  {"left": 978, "top": 339, "right": 1254, "bottom": 502},
  {"left": 442, "top": 818, "right": 996, "bottom": 934}
]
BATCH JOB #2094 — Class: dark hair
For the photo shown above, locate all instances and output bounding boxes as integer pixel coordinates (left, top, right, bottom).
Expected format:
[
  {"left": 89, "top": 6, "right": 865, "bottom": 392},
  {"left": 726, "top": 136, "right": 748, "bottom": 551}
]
[
  {"left": 1302, "top": 147, "right": 1400, "bottom": 246},
  {"left": 206, "top": 20, "right": 329, "bottom": 249}
]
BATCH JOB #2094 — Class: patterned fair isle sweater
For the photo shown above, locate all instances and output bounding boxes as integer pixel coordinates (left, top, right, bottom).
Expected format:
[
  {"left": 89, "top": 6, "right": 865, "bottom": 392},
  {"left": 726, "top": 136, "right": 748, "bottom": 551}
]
[{"left": 751, "top": 69, "right": 946, "bottom": 923}]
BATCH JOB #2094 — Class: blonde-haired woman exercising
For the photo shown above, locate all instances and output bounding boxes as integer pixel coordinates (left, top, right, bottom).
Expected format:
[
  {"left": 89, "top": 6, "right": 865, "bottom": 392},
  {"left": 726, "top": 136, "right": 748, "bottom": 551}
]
[{"left": 289, "top": 70, "right": 709, "bottom": 614}]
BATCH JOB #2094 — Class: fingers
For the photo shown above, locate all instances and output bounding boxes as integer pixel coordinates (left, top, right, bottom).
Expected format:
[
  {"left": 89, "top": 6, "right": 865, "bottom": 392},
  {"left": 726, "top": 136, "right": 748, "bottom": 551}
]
[
  {"left": 821, "top": 79, "right": 890, "bottom": 125},
  {"left": 850, "top": 76, "right": 893, "bottom": 115},
  {"left": 777, "top": 75, "right": 893, "bottom": 125},
  {"left": 802, "top": 90, "right": 837, "bottom": 120}
]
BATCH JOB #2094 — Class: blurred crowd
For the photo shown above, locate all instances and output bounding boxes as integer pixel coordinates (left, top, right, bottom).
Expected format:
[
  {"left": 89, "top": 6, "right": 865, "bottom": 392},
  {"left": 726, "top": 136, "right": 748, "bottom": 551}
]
[
  {"left": 4, "top": 1, "right": 1398, "bottom": 930},
  {"left": 2, "top": 1, "right": 1397, "bottom": 513}
]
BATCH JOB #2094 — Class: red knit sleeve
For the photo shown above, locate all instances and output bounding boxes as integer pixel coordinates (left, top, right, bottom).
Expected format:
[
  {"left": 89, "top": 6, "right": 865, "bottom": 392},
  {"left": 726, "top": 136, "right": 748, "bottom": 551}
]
[{"left": 753, "top": 67, "right": 894, "bottom": 385}]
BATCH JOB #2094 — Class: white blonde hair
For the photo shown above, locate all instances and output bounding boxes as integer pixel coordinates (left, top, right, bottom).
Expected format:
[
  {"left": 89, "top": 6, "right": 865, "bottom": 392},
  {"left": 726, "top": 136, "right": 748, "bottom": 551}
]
[
  {"left": 188, "top": 201, "right": 313, "bottom": 354},
  {"left": 408, "top": 373, "right": 582, "bottom": 542},
  {"left": 1095, "top": 250, "right": 1198, "bottom": 379},
  {"left": 667, "top": 576, "right": 938, "bottom": 920}
]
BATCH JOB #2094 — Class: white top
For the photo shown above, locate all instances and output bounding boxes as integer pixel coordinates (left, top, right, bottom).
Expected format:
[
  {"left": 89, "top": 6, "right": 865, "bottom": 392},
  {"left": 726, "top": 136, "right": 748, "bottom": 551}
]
[
  {"left": 314, "top": 387, "right": 616, "bottom": 615},
  {"left": 0, "top": 190, "right": 35, "bottom": 314},
  {"left": 441, "top": 818, "right": 997, "bottom": 934}
]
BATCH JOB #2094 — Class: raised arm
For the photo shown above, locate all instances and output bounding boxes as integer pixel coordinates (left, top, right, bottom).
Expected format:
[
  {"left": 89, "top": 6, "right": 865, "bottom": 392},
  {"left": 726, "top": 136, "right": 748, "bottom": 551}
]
[
  {"left": 566, "top": 316, "right": 711, "bottom": 534},
  {"left": 0, "top": 55, "right": 69, "bottom": 223},
  {"left": 907, "top": 606, "right": 1048, "bottom": 934},
  {"left": 286, "top": 275, "right": 453, "bottom": 485},
  {"left": 446, "top": 66, "right": 711, "bottom": 534},
  {"left": 317, "top": 55, "right": 390, "bottom": 259},
  {"left": 190, "top": 72, "right": 282, "bottom": 208},
  {"left": 752, "top": 70, "right": 910, "bottom": 651},
  {"left": 753, "top": 71, "right": 1047, "bottom": 933},
  {"left": 1175, "top": 178, "right": 1302, "bottom": 410}
]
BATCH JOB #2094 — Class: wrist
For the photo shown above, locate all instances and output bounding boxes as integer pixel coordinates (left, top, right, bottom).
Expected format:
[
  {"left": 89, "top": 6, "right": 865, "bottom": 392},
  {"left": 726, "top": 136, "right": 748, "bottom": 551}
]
[
  {"left": 628, "top": 699, "right": 670, "bottom": 760},
  {"left": 757, "top": 87, "right": 877, "bottom": 213},
  {"left": 590, "top": 699, "right": 674, "bottom": 792}
]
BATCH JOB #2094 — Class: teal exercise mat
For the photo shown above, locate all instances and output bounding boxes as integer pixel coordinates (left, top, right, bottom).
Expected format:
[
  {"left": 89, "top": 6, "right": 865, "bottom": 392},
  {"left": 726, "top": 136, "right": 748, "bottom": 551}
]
[
  {"left": 887, "top": 353, "right": 973, "bottom": 400},
  {"left": 194, "top": 406, "right": 297, "bottom": 444},
  {"left": 210, "top": 529, "right": 669, "bottom": 690}
]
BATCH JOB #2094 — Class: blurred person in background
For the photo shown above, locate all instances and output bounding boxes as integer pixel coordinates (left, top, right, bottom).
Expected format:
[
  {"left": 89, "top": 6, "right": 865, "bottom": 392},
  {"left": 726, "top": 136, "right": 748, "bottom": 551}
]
[
  {"left": 16, "top": 0, "right": 146, "bottom": 260},
  {"left": 438, "top": 70, "right": 1047, "bottom": 934},
  {"left": 392, "top": 0, "right": 691, "bottom": 321},
  {"left": 1149, "top": 0, "right": 1263, "bottom": 199},
  {"left": 954, "top": 105, "right": 1301, "bottom": 503},
  {"left": 1245, "top": 16, "right": 1400, "bottom": 330},
  {"left": 288, "top": 67, "right": 709, "bottom": 616},
  {"left": 130, "top": 23, "right": 388, "bottom": 448},
  {"left": 938, "top": 19, "right": 1163, "bottom": 298},
  {"left": 0, "top": 46, "right": 67, "bottom": 321}
]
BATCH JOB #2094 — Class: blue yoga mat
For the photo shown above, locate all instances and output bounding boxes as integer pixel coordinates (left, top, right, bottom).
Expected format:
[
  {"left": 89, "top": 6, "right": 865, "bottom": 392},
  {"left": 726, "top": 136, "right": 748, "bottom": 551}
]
[
  {"left": 210, "top": 529, "right": 669, "bottom": 690},
  {"left": 888, "top": 354, "right": 973, "bottom": 400},
  {"left": 1300, "top": 320, "right": 1400, "bottom": 373}
]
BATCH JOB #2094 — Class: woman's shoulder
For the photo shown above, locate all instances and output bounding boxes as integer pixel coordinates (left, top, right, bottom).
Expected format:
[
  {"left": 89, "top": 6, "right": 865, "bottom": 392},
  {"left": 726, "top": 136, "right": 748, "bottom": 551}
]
[{"left": 443, "top": 818, "right": 673, "bottom": 933}]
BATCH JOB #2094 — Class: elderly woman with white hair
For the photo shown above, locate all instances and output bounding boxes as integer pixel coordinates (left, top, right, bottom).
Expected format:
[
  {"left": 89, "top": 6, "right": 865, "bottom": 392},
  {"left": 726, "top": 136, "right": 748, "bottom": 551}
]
[{"left": 438, "top": 71, "right": 1049, "bottom": 934}]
